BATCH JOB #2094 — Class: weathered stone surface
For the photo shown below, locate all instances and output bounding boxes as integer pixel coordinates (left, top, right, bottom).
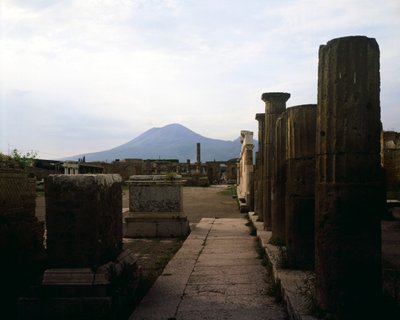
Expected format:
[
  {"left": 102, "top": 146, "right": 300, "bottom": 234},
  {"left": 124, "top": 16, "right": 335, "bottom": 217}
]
[
  {"left": 255, "top": 113, "right": 265, "bottom": 220},
  {"left": 128, "top": 177, "right": 183, "bottom": 212},
  {"left": 123, "top": 213, "right": 189, "bottom": 238},
  {"left": 261, "top": 92, "right": 290, "bottom": 230},
  {"left": 125, "top": 175, "right": 189, "bottom": 238},
  {"left": 285, "top": 105, "right": 316, "bottom": 270},
  {"left": 129, "top": 218, "right": 286, "bottom": 320},
  {"left": 0, "top": 168, "right": 36, "bottom": 216},
  {"left": 270, "top": 114, "right": 286, "bottom": 244},
  {"left": 384, "top": 131, "right": 400, "bottom": 197},
  {"left": 315, "top": 36, "right": 383, "bottom": 317},
  {"left": 45, "top": 174, "right": 122, "bottom": 268},
  {"left": 236, "top": 130, "right": 254, "bottom": 212}
]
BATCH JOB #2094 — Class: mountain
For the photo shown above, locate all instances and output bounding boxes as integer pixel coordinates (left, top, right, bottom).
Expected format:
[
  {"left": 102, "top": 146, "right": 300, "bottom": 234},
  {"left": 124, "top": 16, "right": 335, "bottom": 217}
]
[{"left": 65, "top": 123, "right": 258, "bottom": 162}]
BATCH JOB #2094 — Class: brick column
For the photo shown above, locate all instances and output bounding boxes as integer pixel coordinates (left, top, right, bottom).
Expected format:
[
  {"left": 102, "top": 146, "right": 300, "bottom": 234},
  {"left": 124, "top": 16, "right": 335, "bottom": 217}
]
[
  {"left": 261, "top": 92, "right": 290, "bottom": 230},
  {"left": 285, "top": 104, "right": 316, "bottom": 269},
  {"left": 315, "top": 36, "right": 383, "bottom": 317}
]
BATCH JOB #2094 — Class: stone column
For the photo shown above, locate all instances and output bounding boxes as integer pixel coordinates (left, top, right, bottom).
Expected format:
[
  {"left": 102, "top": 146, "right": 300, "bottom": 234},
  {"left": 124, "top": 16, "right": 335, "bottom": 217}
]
[
  {"left": 285, "top": 105, "right": 316, "bottom": 269},
  {"left": 315, "top": 36, "right": 383, "bottom": 317},
  {"left": 270, "top": 113, "right": 287, "bottom": 244},
  {"left": 255, "top": 113, "right": 265, "bottom": 219},
  {"left": 45, "top": 174, "right": 122, "bottom": 268},
  {"left": 196, "top": 143, "right": 201, "bottom": 164},
  {"left": 261, "top": 92, "right": 290, "bottom": 230},
  {"left": 236, "top": 131, "right": 254, "bottom": 212}
]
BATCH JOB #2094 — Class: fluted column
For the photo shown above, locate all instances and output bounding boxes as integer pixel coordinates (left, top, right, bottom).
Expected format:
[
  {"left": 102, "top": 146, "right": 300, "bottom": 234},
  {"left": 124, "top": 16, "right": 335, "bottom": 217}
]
[
  {"left": 315, "top": 36, "right": 383, "bottom": 317},
  {"left": 261, "top": 92, "right": 290, "bottom": 230},
  {"left": 270, "top": 113, "right": 286, "bottom": 244},
  {"left": 285, "top": 104, "right": 316, "bottom": 269},
  {"left": 255, "top": 113, "right": 265, "bottom": 219}
]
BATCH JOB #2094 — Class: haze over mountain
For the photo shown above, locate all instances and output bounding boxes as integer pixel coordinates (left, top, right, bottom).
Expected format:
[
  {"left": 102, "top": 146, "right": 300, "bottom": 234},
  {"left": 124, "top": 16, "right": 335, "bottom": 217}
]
[{"left": 65, "top": 124, "right": 258, "bottom": 163}]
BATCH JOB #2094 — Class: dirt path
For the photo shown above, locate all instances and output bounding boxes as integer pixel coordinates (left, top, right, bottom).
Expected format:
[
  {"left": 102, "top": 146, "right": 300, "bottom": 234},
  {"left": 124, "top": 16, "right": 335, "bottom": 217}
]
[
  {"left": 122, "top": 185, "right": 241, "bottom": 224},
  {"left": 182, "top": 186, "right": 241, "bottom": 223}
]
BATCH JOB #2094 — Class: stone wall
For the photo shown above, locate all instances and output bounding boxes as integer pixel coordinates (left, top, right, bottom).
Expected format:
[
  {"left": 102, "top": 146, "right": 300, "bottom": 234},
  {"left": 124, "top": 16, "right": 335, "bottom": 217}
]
[
  {"left": 45, "top": 174, "right": 122, "bottom": 268},
  {"left": 0, "top": 169, "right": 45, "bottom": 318}
]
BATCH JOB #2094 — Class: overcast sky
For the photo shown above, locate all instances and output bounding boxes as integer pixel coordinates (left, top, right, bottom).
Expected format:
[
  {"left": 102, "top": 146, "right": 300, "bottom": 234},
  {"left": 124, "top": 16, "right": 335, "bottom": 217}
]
[{"left": 1, "top": 0, "right": 399, "bottom": 159}]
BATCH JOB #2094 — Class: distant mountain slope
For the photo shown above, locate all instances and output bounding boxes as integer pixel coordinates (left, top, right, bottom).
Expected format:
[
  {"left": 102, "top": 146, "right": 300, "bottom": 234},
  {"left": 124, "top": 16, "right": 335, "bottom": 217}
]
[{"left": 65, "top": 123, "right": 258, "bottom": 162}]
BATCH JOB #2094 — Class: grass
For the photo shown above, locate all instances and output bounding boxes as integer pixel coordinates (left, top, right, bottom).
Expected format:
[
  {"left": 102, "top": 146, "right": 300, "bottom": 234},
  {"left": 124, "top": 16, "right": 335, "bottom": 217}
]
[{"left": 217, "top": 185, "right": 237, "bottom": 197}]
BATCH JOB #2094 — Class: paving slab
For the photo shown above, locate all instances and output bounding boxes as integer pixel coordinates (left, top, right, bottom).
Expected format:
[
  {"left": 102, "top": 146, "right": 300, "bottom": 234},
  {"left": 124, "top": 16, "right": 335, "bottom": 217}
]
[{"left": 129, "top": 218, "right": 287, "bottom": 320}]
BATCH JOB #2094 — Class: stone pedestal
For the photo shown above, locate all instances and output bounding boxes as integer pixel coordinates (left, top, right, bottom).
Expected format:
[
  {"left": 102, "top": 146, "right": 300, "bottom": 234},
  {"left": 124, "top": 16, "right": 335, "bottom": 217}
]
[
  {"left": 0, "top": 169, "right": 45, "bottom": 318},
  {"left": 123, "top": 175, "right": 189, "bottom": 238},
  {"left": 315, "top": 36, "right": 383, "bottom": 317},
  {"left": 285, "top": 105, "right": 316, "bottom": 269},
  {"left": 45, "top": 174, "right": 122, "bottom": 268},
  {"left": 261, "top": 92, "right": 290, "bottom": 230}
]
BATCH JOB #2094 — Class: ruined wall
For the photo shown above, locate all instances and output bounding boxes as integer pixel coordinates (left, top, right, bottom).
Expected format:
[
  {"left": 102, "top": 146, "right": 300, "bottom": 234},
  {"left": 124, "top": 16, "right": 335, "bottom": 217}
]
[
  {"left": 0, "top": 169, "right": 45, "bottom": 318},
  {"left": 384, "top": 131, "right": 400, "bottom": 197},
  {"left": 45, "top": 174, "right": 122, "bottom": 268}
]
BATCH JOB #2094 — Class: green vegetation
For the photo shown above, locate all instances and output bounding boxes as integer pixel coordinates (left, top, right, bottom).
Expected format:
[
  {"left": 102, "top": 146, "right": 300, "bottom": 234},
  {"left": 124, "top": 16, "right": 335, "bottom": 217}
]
[
  {"left": 218, "top": 185, "right": 237, "bottom": 196},
  {"left": 0, "top": 149, "right": 37, "bottom": 169},
  {"left": 296, "top": 274, "right": 326, "bottom": 318}
]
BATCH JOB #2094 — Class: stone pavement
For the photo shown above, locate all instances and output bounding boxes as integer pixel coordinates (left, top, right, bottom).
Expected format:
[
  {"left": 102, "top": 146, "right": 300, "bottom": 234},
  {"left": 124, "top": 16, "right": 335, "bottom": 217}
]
[{"left": 129, "top": 218, "right": 287, "bottom": 320}]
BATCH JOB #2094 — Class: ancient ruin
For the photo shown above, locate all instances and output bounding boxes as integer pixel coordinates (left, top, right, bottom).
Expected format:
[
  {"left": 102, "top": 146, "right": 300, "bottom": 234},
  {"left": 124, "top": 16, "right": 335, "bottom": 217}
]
[
  {"left": 384, "top": 131, "right": 400, "bottom": 200},
  {"left": 270, "top": 114, "right": 286, "bottom": 244},
  {"left": 3, "top": 34, "right": 399, "bottom": 320},
  {"left": 236, "top": 130, "right": 254, "bottom": 212},
  {"left": 254, "top": 113, "right": 265, "bottom": 221},
  {"left": 0, "top": 168, "right": 45, "bottom": 318},
  {"left": 261, "top": 92, "right": 290, "bottom": 229},
  {"left": 315, "top": 36, "right": 383, "bottom": 317},
  {"left": 284, "top": 104, "right": 316, "bottom": 269},
  {"left": 124, "top": 175, "right": 190, "bottom": 238},
  {"left": 45, "top": 174, "right": 123, "bottom": 267}
]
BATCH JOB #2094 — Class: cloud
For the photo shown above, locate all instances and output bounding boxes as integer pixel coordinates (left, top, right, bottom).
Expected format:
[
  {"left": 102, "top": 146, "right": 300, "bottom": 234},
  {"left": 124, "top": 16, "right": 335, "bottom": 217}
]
[{"left": 1, "top": 0, "right": 399, "bottom": 158}]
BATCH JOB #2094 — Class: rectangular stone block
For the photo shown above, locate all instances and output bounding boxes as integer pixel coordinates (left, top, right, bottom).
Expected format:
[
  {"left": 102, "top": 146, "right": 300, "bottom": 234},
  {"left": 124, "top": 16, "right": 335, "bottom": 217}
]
[
  {"left": 45, "top": 174, "right": 122, "bottom": 268},
  {"left": 123, "top": 213, "right": 189, "bottom": 238},
  {"left": 128, "top": 176, "right": 183, "bottom": 212}
]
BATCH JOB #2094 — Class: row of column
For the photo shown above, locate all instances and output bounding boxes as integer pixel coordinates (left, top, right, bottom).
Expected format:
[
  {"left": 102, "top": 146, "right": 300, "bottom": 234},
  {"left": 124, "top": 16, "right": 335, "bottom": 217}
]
[{"left": 253, "top": 36, "right": 383, "bottom": 318}]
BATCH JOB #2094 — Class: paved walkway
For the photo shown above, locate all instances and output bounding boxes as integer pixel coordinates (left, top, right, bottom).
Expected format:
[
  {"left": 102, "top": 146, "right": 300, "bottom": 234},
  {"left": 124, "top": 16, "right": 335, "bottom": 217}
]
[{"left": 130, "top": 218, "right": 287, "bottom": 320}]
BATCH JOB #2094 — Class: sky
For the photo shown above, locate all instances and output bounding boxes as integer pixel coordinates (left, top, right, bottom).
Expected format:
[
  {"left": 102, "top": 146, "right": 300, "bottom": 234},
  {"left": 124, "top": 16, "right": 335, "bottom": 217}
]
[{"left": 1, "top": 0, "right": 399, "bottom": 159}]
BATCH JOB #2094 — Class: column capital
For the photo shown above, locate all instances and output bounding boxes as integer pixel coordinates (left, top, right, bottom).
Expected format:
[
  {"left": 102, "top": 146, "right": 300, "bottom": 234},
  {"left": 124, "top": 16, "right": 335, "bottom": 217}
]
[
  {"left": 255, "top": 113, "right": 265, "bottom": 122},
  {"left": 261, "top": 92, "right": 291, "bottom": 103}
]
